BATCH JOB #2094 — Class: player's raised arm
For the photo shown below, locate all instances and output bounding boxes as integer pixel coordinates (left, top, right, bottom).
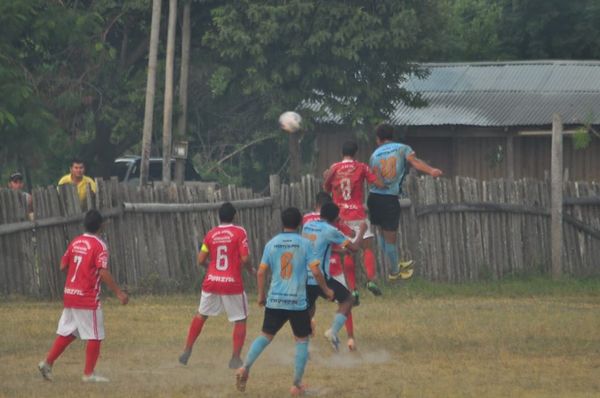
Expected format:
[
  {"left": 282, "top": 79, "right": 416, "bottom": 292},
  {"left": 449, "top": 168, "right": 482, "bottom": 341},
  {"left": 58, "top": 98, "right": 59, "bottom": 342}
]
[
  {"left": 99, "top": 269, "right": 128, "bottom": 305},
  {"left": 407, "top": 153, "right": 443, "bottom": 177}
]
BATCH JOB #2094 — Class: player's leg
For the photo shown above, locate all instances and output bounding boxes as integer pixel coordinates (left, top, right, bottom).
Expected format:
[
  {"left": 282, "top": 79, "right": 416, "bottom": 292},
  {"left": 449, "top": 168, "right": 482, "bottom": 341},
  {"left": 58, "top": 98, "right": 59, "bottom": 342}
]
[
  {"left": 179, "top": 291, "right": 219, "bottom": 365},
  {"left": 325, "top": 279, "right": 354, "bottom": 352},
  {"left": 236, "top": 308, "right": 285, "bottom": 392},
  {"left": 345, "top": 311, "right": 356, "bottom": 351},
  {"left": 223, "top": 292, "right": 249, "bottom": 369},
  {"left": 289, "top": 309, "right": 312, "bottom": 395},
  {"left": 361, "top": 236, "right": 383, "bottom": 296},
  {"left": 378, "top": 195, "right": 413, "bottom": 280},
  {"left": 39, "top": 309, "right": 78, "bottom": 380},
  {"left": 306, "top": 285, "right": 320, "bottom": 337},
  {"left": 76, "top": 308, "right": 108, "bottom": 382}
]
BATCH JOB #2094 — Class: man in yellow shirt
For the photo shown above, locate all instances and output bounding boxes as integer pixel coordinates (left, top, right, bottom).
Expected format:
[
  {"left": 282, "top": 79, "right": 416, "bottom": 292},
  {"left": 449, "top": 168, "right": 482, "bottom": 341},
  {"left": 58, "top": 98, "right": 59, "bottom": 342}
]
[{"left": 58, "top": 158, "right": 97, "bottom": 205}]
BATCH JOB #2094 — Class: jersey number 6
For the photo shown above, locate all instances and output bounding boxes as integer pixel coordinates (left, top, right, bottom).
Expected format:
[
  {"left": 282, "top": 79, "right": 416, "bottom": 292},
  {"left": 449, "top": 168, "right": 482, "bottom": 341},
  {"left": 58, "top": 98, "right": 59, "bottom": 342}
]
[{"left": 216, "top": 245, "right": 229, "bottom": 271}]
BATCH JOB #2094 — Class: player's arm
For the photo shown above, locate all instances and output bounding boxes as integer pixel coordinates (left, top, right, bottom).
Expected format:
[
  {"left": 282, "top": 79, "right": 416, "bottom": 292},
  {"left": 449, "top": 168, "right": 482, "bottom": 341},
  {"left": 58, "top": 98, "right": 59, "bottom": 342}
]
[
  {"left": 256, "top": 263, "right": 269, "bottom": 306},
  {"left": 322, "top": 167, "right": 333, "bottom": 192},
  {"left": 239, "top": 233, "right": 255, "bottom": 274},
  {"left": 309, "top": 261, "right": 334, "bottom": 301},
  {"left": 241, "top": 255, "right": 255, "bottom": 275},
  {"left": 407, "top": 153, "right": 443, "bottom": 177},
  {"left": 197, "top": 243, "right": 209, "bottom": 267},
  {"left": 365, "top": 164, "right": 386, "bottom": 189},
  {"left": 99, "top": 269, "right": 128, "bottom": 305}
]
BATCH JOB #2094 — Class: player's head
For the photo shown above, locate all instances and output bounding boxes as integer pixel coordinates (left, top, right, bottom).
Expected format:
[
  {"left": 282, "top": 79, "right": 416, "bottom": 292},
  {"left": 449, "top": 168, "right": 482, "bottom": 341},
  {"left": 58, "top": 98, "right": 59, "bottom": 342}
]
[
  {"left": 315, "top": 191, "right": 332, "bottom": 210},
  {"left": 342, "top": 141, "right": 358, "bottom": 158},
  {"left": 320, "top": 202, "right": 340, "bottom": 223},
  {"left": 375, "top": 123, "right": 394, "bottom": 145},
  {"left": 219, "top": 202, "right": 236, "bottom": 223},
  {"left": 281, "top": 207, "right": 302, "bottom": 230},
  {"left": 84, "top": 209, "right": 103, "bottom": 233}
]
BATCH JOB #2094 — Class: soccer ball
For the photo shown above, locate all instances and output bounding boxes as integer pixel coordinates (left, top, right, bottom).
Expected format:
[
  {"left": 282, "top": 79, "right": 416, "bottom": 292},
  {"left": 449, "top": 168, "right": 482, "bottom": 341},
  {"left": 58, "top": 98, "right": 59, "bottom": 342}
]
[{"left": 279, "top": 111, "right": 302, "bottom": 133}]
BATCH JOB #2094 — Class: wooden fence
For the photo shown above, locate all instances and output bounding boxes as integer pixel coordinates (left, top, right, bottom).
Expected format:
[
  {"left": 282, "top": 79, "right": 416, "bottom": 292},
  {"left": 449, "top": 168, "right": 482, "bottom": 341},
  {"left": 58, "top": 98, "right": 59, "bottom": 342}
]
[{"left": 1, "top": 175, "right": 599, "bottom": 297}]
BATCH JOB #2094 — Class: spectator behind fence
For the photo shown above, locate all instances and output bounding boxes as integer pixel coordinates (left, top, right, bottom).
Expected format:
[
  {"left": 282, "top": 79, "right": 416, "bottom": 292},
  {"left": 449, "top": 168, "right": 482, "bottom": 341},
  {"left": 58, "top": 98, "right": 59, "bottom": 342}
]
[
  {"left": 58, "top": 158, "right": 97, "bottom": 206},
  {"left": 8, "top": 172, "right": 33, "bottom": 217}
]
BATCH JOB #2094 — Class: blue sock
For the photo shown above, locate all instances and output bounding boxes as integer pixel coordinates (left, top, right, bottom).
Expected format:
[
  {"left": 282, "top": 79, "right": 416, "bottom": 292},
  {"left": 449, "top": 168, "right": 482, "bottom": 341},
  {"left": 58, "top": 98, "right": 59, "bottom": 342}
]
[
  {"left": 331, "top": 313, "right": 347, "bottom": 336},
  {"left": 293, "top": 340, "right": 309, "bottom": 386},
  {"left": 244, "top": 335, "right": 270, "bottom": 370},
  {"left": 383, "top": 241, "right": 399, "bottom": 274}
]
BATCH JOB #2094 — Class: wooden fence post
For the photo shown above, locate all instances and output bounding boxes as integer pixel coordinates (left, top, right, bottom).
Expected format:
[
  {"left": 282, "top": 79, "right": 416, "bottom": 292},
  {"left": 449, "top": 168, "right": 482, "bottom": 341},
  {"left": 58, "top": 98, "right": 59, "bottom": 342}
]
[
  {"left": 551, "top": 113, "right": 563, "bottom": 279},
  {"left": 270, "top": 174, "right": 281, "bottom": 235}
]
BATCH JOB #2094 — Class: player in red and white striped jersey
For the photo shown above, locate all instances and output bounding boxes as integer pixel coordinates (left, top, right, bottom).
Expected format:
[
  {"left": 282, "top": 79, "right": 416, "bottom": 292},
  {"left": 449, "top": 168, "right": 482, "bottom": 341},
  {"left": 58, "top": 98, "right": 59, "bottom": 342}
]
[
  {"left": 323, "top": 140, "right": 385, "bottom": 300},
  {"left": 179, "top": 202, "right": 255, "bottom": 369},
  {"left": 38, "top": 210, "right": 128, "bottom": 383}
]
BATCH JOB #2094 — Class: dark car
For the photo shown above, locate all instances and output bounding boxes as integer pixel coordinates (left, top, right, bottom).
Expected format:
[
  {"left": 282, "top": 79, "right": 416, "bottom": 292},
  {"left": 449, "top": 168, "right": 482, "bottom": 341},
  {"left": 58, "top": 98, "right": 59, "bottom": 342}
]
[{"left": 111, "top": 155, "right": 206, "bottom": 184}]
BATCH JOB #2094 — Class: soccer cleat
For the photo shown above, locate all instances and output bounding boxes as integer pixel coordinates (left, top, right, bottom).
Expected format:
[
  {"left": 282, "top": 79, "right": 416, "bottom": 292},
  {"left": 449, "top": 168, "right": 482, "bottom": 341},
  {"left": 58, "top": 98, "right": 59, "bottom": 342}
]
[
  {"left": 82, "top": 373, "right": 109, "bottom": 383},
  {"left": 235, "top": 367, "right": 249, "bottom": 392},
  {"left": 324, "top": 329, "right": 340, "bottom": 352},
  {"left": 400, "top": 260, "right": 414, "bottom": 270},
  {"left": 229, "top": 356, "right": 243, "bottom": 369},
  {"left": 347, "top": 338, "right": 357, "bottom": 352},
  {"left": 38, "top": 361, "right": 53, "bottom": 381},
  {"left": 366, "top": 281, "right": 382, "bottom": 296},
  {"left": 290, "top": 384, "right": 306, "bottom": 396},
  {"left": 179, "top": 349, "right": 192, "bottom": 365},
  {"left": 352, "top": 290, "right": 360, "bottom": 306}
]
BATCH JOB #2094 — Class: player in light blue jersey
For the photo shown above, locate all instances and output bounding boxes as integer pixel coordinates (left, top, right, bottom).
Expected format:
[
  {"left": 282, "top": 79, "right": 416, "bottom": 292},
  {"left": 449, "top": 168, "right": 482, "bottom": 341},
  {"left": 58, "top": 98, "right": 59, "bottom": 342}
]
[
  {"left": 303, "top": 202, "right": 366, "bottom": 352},
  {"left": 236, "top": 207, "right": 333, "bottom": 396},
  {"left": 367, "top": 123, "right": 442, "bottom": 280}
]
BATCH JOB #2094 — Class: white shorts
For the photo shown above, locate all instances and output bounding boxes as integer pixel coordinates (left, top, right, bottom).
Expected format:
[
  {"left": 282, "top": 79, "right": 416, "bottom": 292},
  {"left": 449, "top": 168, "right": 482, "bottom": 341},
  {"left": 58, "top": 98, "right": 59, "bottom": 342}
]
[
  {"left": 56, "top": 307, "right": 105, "bottom": 340},
  {"left": 345, "top": 219, "right": 375, "bottom": 242},
  {"left": 198, "top": 291, "right": 248, "bottom": 322},
  {"left": 332, "top": 273, "right": 349, "bottom": 289}
]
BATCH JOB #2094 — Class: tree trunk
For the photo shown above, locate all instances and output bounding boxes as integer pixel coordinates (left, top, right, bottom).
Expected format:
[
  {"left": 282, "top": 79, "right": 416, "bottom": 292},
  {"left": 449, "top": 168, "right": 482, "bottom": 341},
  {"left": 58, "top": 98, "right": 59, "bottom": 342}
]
[
  {"left": 175, "top": 0, "right": 191, "bottom": 185},
  {"left": 162, "top": 0, "right": 178, "bottom": 184},
  {"left": 288, "top": 132, "right": 300, "bottom": 182},
  {"left": 551, "top": 113, "right": 563, "bottom": 279},
  {"left": 140, "top": 0, "right": 162, "bottom": 186}
]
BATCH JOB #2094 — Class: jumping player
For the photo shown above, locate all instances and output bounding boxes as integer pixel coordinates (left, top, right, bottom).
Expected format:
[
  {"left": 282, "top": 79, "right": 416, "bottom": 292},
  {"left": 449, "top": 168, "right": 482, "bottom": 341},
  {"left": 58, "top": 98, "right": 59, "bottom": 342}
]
[
  {"left": 38, "top": 209, "right": 129, "bottom": 382},
  {"left": 323, "top": 140, "right": 386, "bottom": 299},
  {"left": 179, "top": 202, "right": 254, "bottom": 369},
  {"left": 368, "top": 123, "right": 442, "bottom": 280},
  {"left": 235, "top": 207, "right": 333, "bottom": 396},
  {"left": 303, "top": 202, "right": 366, "bottom": 352},
  {"left": 303, "top": 191, "right": 358, "bottom": 351}
]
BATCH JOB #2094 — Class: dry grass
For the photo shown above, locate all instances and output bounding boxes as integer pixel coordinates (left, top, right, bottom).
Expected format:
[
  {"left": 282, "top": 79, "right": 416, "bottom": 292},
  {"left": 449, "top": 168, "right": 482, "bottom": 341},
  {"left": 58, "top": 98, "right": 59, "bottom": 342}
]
[{"left": 1, "top": 279, "right": 600, "bottom": 398}]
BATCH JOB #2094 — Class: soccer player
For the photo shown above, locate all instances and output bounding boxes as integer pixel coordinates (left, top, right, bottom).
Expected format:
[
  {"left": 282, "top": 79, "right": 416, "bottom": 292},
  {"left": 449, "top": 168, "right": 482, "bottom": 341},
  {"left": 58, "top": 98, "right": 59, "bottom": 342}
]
[
  {"left": 323, "top": 140, "right": 386, "bottom": 299},
  {"left": 179, "top": 202, "right": 254, "bottom": 369},
  {"left": 303, "top": 191, "right": 358, "bottom": 351},
  {"left": 368, "top": 123, "right": 442, "bottom": 280},
  {"left": 38, "top": 209, "right": 129, "bottom": 382},
  {"left": 303, "top": 202, "right": 366, "bottom": 352},
  {"left": 235, "top": 207, "right": 333, "bottom": 395}
]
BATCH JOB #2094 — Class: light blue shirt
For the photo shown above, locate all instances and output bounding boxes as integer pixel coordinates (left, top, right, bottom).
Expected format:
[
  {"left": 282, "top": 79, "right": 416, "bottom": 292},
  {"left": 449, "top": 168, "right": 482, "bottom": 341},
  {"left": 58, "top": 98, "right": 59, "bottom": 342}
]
[
  {"left": 369, "top": 142, "right": 414, "bottom": 196},
  {"left": 302, "top": 220, "right": 349, "bottom": 285},
  {"left": 259, "top": 232, "right": 317, "bottom": 311}
]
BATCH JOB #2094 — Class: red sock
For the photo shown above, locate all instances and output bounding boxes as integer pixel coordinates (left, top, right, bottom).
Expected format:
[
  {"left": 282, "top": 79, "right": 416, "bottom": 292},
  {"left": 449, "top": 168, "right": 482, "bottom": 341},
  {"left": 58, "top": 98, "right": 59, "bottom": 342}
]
[
  {"left": 185, "top": 315, "right": 206, "bottom": 351},
  {"left": 343, "top": 255, "right": 356, "bottom": 290},
  {"left": 363, "top": 248, "right": 377, "bottom": 281},
  {"left": 46, "top": 334, "right": 76, "bottom": 365},
  {"left": 84, "top": 340, "right": 101, "bottom": 376},
  {"left": 232, "top": 321, "right": 246, "bottom": 357},
  {"left": 345, "top": 312, "right": 354, "bottom": 337}
]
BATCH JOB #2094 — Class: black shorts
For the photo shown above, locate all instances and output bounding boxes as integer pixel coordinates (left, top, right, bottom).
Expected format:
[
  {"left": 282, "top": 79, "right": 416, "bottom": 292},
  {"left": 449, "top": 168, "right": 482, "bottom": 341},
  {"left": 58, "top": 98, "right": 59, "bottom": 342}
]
[
  {"left": 306, "top": 278, "right": 351, "bottom": 310},
  {"left": 262, "top": 307, "right": 312, "bottom": 338},
  {"left": 367, "top": 193, "right": 400, "bottom": 231}
]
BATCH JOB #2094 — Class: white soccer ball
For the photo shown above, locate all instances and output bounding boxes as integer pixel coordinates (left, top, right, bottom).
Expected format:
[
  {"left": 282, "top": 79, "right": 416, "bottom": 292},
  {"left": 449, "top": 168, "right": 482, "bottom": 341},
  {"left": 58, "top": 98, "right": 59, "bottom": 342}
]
[{"left": 279, "top": 111, "right": 302, "bottom": 133}]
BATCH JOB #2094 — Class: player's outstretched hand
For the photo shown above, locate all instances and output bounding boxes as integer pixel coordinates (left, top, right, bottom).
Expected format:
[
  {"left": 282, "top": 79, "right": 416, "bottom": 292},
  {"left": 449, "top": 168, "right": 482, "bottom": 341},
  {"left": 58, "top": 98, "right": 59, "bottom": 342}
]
[
  {"left": 117, "top": 291, "right": 129, "bottom": 305},
  {"left": 430, "top": 168, "right": 443, "bottom": 178},
  {"left": 324, "top": 287, "right": 335, "bottom": 302},
  {"left": 257, "top": 293, "right": 266, "bottom": 307}
]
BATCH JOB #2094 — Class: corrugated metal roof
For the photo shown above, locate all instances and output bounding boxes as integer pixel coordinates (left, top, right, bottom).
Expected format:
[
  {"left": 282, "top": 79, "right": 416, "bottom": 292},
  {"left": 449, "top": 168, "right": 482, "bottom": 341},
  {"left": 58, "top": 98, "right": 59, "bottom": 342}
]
[{"left": 395, "top": 61, "right": 600, "bottom": 126}]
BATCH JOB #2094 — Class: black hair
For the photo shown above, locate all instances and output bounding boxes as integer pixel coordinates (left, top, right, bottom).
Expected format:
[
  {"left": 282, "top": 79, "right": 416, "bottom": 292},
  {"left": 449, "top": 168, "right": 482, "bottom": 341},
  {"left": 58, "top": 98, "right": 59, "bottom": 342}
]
[
  {"left": 281, "top": 207, "right": 302, "bottom": 229},
  {"left": 71, "top": 157, "right": 85, "bottom": 166},
  {"left": 219, "top": 202, "right": 236, "bottom": 223},
  {"left": 342, "top": 141, "right": 358, "bottom": 157},
  {"left": 315, "top": 191, "right": 332, "bottom": 208},
  {"left": 375, "top": 123, "right": 394, "bottom": 141},
  {"left": 320, "top": 202, "right": 340, "bottom": 223},
  {"left": 84, "top": 209, "right": 103, "bottom": 233}
]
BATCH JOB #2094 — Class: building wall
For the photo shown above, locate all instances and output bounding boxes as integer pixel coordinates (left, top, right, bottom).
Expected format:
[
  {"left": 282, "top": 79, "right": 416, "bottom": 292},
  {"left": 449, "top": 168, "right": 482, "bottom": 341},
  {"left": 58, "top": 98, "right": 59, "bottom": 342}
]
[{"left": 316, "top": 126, "right": 600, "bottom": 182}]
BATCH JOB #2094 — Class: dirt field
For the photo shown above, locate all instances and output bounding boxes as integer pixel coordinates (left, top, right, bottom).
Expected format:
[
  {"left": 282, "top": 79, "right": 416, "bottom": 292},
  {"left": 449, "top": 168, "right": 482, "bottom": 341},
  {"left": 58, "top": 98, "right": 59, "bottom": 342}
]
[{"left": 1, "top": 279, "right": 599, "bottom": 397}]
